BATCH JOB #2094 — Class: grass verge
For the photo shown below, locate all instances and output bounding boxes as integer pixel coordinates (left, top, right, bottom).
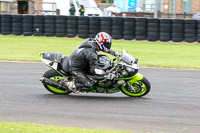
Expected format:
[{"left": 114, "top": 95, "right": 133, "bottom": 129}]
[
  {"left": 0, "top": 35, "right": 200, "bottom": 69},
  {"left": 0, "top": 122, "right": 132, "bottom": 133}
]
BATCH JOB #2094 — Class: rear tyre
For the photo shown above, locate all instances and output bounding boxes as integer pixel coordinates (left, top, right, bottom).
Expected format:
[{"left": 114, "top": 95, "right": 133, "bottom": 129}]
[
  {"left": 43, "top": 69, "right": 72, "bottom": 95},
  {"left": 121, "top": 77, "right": 151, "bottom": 97}
]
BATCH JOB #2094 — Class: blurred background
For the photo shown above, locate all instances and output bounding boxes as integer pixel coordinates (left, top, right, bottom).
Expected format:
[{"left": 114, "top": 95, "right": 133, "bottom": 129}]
[{"left": 0, "top": 0, "right": 199, "bottom": 19}]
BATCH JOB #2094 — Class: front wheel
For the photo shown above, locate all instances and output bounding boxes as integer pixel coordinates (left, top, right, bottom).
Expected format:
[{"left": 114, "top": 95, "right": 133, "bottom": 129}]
[
  {"left": 121, "top": 77, "right": 151, "bottom": 97},
  {"left": 43, "top": 69, "right": 72, "bottom": 95}
]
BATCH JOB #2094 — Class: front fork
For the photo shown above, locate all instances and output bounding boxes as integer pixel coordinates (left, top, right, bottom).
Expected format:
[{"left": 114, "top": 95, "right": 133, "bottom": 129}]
[
  {"left": 116, "top": 73, "right": 144, "bottom": 91},
  {"left": 128, "top": 73, "right": 143, "bottom": 84},
  {"left": 116, "top": 73, "right": 143, "bottom": 83}
]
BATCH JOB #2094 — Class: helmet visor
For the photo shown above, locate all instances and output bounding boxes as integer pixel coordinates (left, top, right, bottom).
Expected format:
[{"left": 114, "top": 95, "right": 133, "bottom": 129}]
[{"left": 103, "top": 41, "right": 111, "bottom": 49}]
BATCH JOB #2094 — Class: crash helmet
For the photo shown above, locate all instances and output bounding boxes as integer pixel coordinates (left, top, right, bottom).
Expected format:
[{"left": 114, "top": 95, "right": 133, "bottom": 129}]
[{"left": 95, "top": 32, "right": 112, "bottom": 53}]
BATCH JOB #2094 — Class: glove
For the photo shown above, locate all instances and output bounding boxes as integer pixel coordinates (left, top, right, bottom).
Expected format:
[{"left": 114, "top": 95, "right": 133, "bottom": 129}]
[
  {"left": 113, "top": 51, "right": 121, "bottom": 58},
  {"left": 108, "top": 49, "right": 121, "bottom": 57},
  {"left": 94, "top": 68, "right": 106, "bottom": 75}
]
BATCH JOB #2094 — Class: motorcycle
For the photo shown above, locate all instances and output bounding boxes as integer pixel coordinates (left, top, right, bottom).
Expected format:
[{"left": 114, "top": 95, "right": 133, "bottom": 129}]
[{"left": 39, "top": 49, "right": 151, "bottom": 97}]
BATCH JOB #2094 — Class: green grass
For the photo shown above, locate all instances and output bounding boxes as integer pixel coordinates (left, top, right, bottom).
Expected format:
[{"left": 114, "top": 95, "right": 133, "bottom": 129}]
[
  {"left": 0, "top": 122, "right": 132, "bottom": 133},
  {"left": 0, "top": 35, "right": 200, "bottom": 69}
]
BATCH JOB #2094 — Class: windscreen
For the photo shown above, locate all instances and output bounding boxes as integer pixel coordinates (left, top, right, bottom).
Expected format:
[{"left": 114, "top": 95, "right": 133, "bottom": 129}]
[{"left": 120, "top": 49, "right": 136, "bottom": 65}]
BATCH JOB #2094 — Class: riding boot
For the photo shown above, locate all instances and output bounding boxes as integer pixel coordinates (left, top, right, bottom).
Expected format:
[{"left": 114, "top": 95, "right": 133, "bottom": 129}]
[{"left": 65, "top": 81, "right": 78, "bottom": 93}]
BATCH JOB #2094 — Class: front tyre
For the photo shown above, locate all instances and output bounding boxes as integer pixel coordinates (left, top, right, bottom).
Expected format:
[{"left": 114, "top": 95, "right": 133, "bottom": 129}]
[
  {"left": 121, "top": 77, "right": 151, "bottom": 97},
  {"left": 43, "top": 69, "right": 72, "bottom": 95}
]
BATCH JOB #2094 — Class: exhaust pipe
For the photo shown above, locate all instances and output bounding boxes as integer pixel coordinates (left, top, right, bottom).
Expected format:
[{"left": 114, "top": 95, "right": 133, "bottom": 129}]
[{"left": 40, "top": 77, "right": 70, "bottom": 91}]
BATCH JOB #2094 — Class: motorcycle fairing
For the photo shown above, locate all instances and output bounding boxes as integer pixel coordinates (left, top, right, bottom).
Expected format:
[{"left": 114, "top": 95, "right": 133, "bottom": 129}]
[
  {"left": 40, "top": 52, "right": 68, "bottom": 76},
  {"left": 40, "top": 52, "right": 63, "bottom": 63},
  {"left": 40, "top": 57, "right": 59, "bottom": 71},
  {"left": 116, "top": 73, "right": 143, "bottom": 84}
]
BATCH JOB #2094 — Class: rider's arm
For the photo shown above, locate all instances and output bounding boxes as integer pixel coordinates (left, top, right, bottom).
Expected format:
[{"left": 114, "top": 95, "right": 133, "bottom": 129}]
[
  {"left": 86, "top": 50, "right": 106, "bottom": 75},
  {"left": 85, "top": 51, "right": 98, "bottom": 75},
  {"left": 108, "top": 49, "right": 121, "bottom": 57}
]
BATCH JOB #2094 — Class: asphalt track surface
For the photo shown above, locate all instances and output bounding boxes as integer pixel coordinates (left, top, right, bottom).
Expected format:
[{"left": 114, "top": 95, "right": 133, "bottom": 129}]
[{"left": 0, "top": 61, "right": 200, "bottom": 133}]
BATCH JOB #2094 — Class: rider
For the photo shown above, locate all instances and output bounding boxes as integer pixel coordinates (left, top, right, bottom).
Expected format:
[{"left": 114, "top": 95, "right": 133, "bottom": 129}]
[{"left": 66, "top": 32, "right": 120, "bottom": 92}]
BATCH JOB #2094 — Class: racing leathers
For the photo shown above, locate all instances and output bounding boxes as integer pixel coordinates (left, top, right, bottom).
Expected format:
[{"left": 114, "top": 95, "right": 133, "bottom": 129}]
[{"left": 68, "top": 38, "right": 119, "bottom": 90}]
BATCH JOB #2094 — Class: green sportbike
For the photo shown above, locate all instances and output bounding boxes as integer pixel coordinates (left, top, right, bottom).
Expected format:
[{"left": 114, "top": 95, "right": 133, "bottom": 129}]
[{"left": 39, "top": 49, "right": 151, "bottom": 97}]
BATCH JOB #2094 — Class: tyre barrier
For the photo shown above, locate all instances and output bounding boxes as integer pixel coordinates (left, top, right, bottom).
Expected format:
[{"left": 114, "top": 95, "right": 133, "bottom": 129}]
[
  {"left": 12, "top": 15, "right": 23, "bottom": 35},
  {"left": 172, "top": 19, "right": 184, "bottom": 42},
  {"left": 23, "top": 15, "right": 34, "bottom": 36},
  {"left": 100, "top": 17, "right": 112, "bottom": 36},
  {"left": 89, "top": 16, "right": 100, "bottom": 38},
  {"left": 123, "top": 17, "right": 135, "bottom": 40},
  {"left": 55, "top": 15, "right": 66, "bottom": 37},
  {"left": 44, "top": 15, "right": 55, "bottom": 37},
  {"left": 135, "top": 18, "right": 147, "bottom": 40},
  {"left": 66, "top": 16, "right": 77, "bottom": 38},
  {"left": 159, "top": 19, "right": 172, "bottom": 42},
  {"left": 78, "top": 16, "right": 89, "bottom": 38},
  {"left": 184, "top": 19, "right": 197, "bottom": 43},
  {"left": 0, "top": 15, "right": 1, "bottom": 34},
  {"left": 0, "top": 14, "right": 200, "bottom": 43},
  {"left": 147, "top": 18, "right": 159, "bottom": 41},
  {"left": 198, "top": 21, "right": 200, "bottom": 43},
  {"left": 1, "top": 14, "right": 12, "bottom": 35},
  {"left": 112, "top": 17, "right": 123, "bottom": 39},
  {"left": 34, "top": 15, "right": 44, "bottom": 36}
]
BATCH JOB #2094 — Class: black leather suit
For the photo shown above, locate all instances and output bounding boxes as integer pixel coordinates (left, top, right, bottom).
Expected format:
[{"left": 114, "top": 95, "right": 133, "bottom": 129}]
[{"left": 69, "top": 38, "right": 117, "bottom": 89}]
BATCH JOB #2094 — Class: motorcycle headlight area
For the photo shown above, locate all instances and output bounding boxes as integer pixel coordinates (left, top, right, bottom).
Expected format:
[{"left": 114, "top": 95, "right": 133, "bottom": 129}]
[
  {"left": 119, "top": 62, "right": 139, "bottom": 77},
  {"left": 126, "top": 66, "right": 135, "bottom": 72},
  {"left": 125, "top": 66, "right": 138, "bottom": 77}
]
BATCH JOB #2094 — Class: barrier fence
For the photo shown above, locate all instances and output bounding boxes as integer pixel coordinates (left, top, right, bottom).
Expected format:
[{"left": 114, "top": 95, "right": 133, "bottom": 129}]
[{"left": 0, "top": 14, "right": 199, "bottom": 43}]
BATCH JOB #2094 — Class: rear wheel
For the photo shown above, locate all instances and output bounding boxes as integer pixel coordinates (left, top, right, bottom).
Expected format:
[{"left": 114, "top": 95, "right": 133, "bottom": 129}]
[
  {"left": 43, "top": 69, "right": 72, "bottom": 95},
  {"left": 121, "top": 77, "right": 151, "bottom": 97}
]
